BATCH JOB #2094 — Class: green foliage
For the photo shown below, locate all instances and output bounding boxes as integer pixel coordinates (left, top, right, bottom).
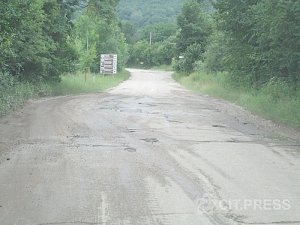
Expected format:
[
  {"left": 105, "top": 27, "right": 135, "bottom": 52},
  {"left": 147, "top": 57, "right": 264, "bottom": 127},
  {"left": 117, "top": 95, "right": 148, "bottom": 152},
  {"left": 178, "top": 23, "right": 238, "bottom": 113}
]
[
  {"left": 139, "top": 23, "right": 177, "bottom": 43},
  {"left": 128, "top": 35, "right": 176, "bottom": 67},
  {"left": 121, "top": 21, "right": 138, "bottom": 44},
  {"left": 87, "top": 0, "right": 120, "bottom": 22},
  {"left": 173, "top": 43, "right": 204, "bottom": 72},
  {"left": 73, "top": 0, "right": 128, "bottom": 72},
  {"left": 0, "top": 0, "right": 131, "bottom": 116},
  {"left": 127, "top": 41, "right": 153, "bottom": 67},
  {"left": 176, "top": 0, "right": 212, "bottom": 53},
  {"left": 117, "top": 0, "right": 184, "bottom": 29},
  {"left": 156, "top": 35, "right": 177, "bottom": 65},
  {"left": 173, "top": 0, "right": 299, "bottom": 87},
  {"left": 174, "top": 0, "right": 213, "bottom": 72},
  {"left": 0, "top": 0, "right": 78, "bottom": 82},
  {"left": 0, "top": 72, "right": 51, "bottom": 116},
  {"left": 197, "top": 31, "right": 227, "bottom": 73},
  {"left": 215, "top": 0, "right": 300, "bottom": 86},
  {"left": 126, "top": 22, "right": 177, "bottom": 67}
]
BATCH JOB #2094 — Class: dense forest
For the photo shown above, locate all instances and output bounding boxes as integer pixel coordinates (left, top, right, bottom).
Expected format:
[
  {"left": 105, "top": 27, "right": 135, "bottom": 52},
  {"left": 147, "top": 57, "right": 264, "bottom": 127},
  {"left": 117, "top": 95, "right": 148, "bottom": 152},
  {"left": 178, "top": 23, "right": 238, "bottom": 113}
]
[{"left": 117, "top": 0, "right": 184, "bottom": 29}]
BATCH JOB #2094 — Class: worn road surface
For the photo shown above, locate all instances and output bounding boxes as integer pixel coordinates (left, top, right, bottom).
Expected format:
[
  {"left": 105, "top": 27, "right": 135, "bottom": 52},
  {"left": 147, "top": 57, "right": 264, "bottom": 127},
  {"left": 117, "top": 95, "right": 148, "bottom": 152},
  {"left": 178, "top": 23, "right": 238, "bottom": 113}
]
[{"left": 0, "top": 69, "right": 299, "bottom": 225}]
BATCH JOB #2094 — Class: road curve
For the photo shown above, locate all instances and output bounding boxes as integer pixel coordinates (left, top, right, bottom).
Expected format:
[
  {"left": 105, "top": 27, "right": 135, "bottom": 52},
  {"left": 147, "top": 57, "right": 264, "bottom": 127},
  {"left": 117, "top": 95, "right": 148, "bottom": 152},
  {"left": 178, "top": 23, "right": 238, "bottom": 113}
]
[{"left": 0, "top": 69, "right": 299, "bottom": 225}]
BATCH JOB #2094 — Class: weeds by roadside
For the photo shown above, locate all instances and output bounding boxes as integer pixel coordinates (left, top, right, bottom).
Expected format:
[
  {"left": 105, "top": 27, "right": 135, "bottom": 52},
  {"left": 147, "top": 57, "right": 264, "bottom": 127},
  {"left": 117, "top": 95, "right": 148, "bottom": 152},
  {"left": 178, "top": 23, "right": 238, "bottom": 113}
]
[
  {"left": 0, "top": 71, "right": 130, "bottom": 117},
  {"left": 0, "top": 72, "right": 35, "bottom": 116},
  {"left": 50, "top": 70, "right": 129, "bottom": 95},
  {"left": 174, "top": 72, "right": 300, "bottom": 129}
]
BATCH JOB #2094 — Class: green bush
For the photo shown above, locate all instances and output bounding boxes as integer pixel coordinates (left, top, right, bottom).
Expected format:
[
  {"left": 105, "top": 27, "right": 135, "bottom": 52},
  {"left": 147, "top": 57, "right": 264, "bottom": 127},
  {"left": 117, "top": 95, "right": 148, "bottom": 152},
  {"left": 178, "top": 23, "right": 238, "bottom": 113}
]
[
  {"left": 216, "top": 0, "right": 300, "bottom": 86},
  {"left": 201, "top": 31, "right": 227, "bottom": 73},
  {"left": 0, "top": 72, "right": 34, "bottom": 116},
  {"left": 173, "top": 43, "right": 204, "bottom": 72},
  {"left": 128, "top": 38, "right": 176, "bottom": 68}
]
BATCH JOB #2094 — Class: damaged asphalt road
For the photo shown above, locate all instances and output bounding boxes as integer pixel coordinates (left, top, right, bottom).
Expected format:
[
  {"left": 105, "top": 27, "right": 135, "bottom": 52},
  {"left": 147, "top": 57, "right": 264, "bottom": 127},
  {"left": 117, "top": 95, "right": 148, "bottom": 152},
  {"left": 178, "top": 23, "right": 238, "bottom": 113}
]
[{"left": 0, "top": 69, "right": 299, "bottom": 225}]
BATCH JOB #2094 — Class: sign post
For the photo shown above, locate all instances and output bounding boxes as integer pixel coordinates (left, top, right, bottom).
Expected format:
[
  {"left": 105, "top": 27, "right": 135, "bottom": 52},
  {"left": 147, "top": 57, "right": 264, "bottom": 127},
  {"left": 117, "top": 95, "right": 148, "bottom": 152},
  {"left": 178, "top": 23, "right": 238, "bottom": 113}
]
[{"left": 100, "top": 54, "right": 117, "bottom": 75}]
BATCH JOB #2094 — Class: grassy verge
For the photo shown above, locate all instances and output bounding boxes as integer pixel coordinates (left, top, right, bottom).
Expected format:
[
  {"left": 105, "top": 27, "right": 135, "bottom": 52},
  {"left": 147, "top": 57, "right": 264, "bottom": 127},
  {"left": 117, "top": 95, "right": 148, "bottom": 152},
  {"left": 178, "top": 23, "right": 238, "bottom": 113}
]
[
  {"left": 0, "top": 82, "right": 34, "bottom": 116},
  {"left": 0, "top": 70, "right": 130, "bottom": 117},
  {"left": 174, "top": 72, "right": 300, "bottom": 129},
  {"left": 0, "top": 72, "right": 37, "bottom": 116},
  {"left": 50, "top": 70, "right": 129, "bottom": 95}
]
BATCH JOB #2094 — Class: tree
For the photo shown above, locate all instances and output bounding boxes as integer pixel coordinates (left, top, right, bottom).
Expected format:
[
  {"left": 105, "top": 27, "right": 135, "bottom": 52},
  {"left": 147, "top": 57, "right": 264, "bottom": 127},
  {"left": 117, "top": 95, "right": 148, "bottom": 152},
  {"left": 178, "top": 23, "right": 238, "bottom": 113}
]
[
  {"left": 201, "top": 31, "right": 227, "bottom": 73},
  {"left": 174, "top": 0, "right": 213, "bottom": 72},
  {"left": 0, "top": 0, "right": 79, "bottom": 82},
  {"left": 121, "top": 21, "right": 137, "bottom": 44},
  {"left": 117, "top": 0, "right": 184, "bottom": 29},
  {"left": 139, "top": 23, "right": 177, "bottom": 43},
  {"left": 215, "top": 0, "right": 300, "bottom": 85},
  {"left": 73, "top": 0, "right": 128, "bottom": 72},
  {"left": 87, "top": 0, "right": 120, "bottom": 23}
]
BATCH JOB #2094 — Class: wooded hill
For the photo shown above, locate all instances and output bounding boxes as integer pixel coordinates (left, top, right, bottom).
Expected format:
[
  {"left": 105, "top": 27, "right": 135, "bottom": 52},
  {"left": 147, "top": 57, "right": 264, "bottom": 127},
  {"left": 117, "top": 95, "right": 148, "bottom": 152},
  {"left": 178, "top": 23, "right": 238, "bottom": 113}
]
[{"left": 117, "top": 0, "right": 184, "bottom": 28}]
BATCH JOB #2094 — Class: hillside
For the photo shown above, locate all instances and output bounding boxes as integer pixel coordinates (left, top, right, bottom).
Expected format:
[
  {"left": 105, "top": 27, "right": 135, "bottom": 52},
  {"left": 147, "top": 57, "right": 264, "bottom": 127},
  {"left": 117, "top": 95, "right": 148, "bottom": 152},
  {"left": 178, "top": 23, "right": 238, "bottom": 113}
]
[{"left": 117, "top": 0, "right": 184, "bottom": 28}]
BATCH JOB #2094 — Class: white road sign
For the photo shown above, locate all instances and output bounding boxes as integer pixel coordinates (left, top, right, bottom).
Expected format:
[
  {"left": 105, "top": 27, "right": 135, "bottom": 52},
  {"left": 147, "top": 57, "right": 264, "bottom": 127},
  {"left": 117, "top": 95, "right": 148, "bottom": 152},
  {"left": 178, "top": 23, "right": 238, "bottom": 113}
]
[{"left": 100, "top": 54, "right": 118, "bottom": 74}]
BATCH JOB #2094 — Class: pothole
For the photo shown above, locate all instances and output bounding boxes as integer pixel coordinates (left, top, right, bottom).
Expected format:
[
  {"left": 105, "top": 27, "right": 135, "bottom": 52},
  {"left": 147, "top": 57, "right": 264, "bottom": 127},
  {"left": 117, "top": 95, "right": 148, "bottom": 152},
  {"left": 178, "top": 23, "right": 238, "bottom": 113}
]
[
  {"left": 125, "top": 128, "right": 137, "bottom": 133},
  {"left": 167, "top": 119, "right": 184, "bottom": 123},
  {"left": 124, "top": 147, "right": 136, "bottom": 152},
  {"left": 67, "top": 135, "right": 89, "bottom": 139},
  {"left": 141, "top": 138, "right": 159, "bottom": 143},
  {"left": 212, "top": 124, "right": 226, "bottom": 128}
]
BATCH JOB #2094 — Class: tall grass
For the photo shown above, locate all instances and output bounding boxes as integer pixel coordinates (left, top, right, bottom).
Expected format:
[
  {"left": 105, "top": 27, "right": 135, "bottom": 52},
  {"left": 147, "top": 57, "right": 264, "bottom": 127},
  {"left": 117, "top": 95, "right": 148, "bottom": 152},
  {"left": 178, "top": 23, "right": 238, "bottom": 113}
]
[
  {"left": 0, "top": 72, "right": 35, "bottom": 116},
  {"left": 174, "top": 72, "right": 300, "bottom": 129},
  {"left": 0, "top": 71, "right": 129, "bottom": 117},
  {"left": 50, "top": 70, "right": 129, "bottom": 96}
]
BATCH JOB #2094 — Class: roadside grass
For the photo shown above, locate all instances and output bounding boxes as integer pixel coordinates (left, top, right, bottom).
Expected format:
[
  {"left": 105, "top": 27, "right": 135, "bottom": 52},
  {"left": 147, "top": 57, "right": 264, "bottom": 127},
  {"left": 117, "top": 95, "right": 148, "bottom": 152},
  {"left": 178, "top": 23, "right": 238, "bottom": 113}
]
[
  {"left": 174, "top": 72, "right": 300, "bottom": 129},
  {"left": 0, "top": 72, "right": 37, "bottom": 116},
  {"left": 50, "top": 70, "right": 130, "bottom": 95},
  {"left": 0, "top": 82, "right": 34, "bottom": 116},
  {"left": 0, "top": 70, "right": 130, "bottom": 117}
]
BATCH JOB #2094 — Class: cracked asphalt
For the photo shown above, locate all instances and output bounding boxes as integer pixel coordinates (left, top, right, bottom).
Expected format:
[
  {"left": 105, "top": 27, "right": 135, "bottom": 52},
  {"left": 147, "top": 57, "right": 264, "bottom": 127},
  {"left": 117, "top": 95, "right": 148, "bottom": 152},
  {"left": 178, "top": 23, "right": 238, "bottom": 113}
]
[{"left": 0, "top": 69, "right": 299, "bottom": 225}]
